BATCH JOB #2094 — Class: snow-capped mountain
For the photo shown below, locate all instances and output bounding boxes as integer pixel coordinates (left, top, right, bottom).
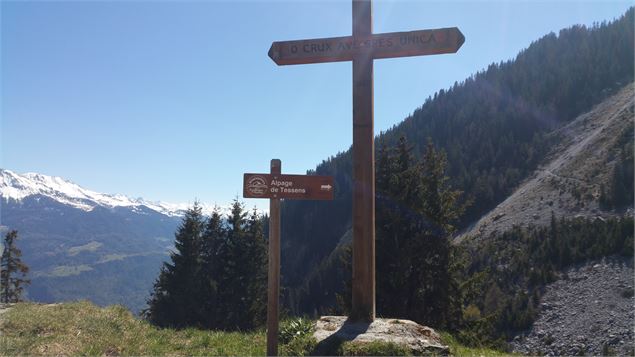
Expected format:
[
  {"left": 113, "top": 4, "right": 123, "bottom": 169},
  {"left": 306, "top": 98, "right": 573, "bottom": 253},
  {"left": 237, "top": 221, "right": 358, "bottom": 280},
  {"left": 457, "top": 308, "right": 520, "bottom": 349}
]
[
  {"left": 0, "top": 169, "right": 219, "bottom": 313},
  {"left": 0, "top": 169, "right": 211, "bottom": 217}
]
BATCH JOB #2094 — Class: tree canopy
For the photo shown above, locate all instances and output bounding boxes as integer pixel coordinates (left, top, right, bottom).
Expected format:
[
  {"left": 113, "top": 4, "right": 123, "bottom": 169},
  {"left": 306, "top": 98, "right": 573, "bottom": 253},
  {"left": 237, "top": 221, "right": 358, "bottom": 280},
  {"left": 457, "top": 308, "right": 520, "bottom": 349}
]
[
  {"left": 146, "top": 200, "right": 267, "bottom": 330},
  {"left": 1, "top": 230, "right": 30, "bottom": 304}
]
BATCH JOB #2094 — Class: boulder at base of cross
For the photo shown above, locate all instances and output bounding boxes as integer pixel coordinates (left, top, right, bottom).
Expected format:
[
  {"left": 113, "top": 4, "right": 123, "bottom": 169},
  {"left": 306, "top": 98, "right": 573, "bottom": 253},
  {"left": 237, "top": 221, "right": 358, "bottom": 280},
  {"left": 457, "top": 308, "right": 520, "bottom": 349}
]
[{"left": 313, "top": 315, "right": 449, "bottom": 355}]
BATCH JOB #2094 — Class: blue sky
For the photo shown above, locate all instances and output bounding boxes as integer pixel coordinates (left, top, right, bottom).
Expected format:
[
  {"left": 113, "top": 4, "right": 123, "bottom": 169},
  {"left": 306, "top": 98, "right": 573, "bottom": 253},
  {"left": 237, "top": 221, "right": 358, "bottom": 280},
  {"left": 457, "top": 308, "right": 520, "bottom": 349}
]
[{"left": 1, "top": 0, "right": 631, "bottom": 211}]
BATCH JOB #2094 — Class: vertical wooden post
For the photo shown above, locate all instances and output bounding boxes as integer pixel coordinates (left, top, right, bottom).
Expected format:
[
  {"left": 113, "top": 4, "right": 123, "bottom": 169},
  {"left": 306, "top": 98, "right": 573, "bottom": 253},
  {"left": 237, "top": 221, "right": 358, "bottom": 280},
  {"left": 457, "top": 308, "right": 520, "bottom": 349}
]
[
  {"left": 267, "top": 0, "right": 464, "bottom": 327},
  {"left": 351, "top": 0, "right": 375, "bottom": 322},
  {"left": 267, "top": 159, "right": 281, "bottom": 356}
]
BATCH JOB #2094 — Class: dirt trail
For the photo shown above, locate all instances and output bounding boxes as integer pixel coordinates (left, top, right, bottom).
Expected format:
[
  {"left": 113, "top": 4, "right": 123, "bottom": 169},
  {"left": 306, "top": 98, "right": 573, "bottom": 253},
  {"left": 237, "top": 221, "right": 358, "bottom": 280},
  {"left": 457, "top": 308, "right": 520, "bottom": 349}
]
[{"left": 458, "top": 84, "right": 634, "bottom": 240}]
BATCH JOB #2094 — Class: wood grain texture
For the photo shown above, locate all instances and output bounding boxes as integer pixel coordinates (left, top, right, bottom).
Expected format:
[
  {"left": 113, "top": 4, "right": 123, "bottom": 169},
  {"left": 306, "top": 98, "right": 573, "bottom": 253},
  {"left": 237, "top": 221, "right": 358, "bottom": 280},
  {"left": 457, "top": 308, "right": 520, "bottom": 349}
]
[{"left": 268, "top": 28, "right": 464, "bottom": 66}]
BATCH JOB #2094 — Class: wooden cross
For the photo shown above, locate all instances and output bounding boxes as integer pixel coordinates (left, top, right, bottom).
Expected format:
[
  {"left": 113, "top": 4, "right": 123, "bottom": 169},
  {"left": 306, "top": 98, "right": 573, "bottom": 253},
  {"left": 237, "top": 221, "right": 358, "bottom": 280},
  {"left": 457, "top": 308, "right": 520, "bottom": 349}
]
[{"left": 268, "top": 0, "right": 464, "bottom": 323}]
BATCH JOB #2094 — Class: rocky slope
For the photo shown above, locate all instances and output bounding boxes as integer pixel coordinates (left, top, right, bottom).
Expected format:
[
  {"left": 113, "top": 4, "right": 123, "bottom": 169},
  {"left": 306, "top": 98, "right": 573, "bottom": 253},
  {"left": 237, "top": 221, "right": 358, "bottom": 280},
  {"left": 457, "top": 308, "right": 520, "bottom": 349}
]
[
  {"left": 511, "top": 256, "right": 634, "bottom": 356},
  {"left": 459, "top": 84, "right": 634, "bottom": 240},
  {"left": 455, "top": 85, "right": 635, "bottom": 355}
]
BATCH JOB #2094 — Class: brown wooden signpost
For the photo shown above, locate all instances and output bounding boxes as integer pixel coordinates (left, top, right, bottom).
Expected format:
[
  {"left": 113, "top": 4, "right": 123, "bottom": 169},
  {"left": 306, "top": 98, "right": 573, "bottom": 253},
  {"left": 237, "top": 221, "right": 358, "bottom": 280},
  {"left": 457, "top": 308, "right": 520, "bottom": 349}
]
[
  {"left": 244, "top": 173, "right": 334, "bottom": 200},
  {"left": 268, "top": 0, "right": 464, "bottom": 328},
  {"left": 243, "top": 159, "right": 333, "bottom": 356}
]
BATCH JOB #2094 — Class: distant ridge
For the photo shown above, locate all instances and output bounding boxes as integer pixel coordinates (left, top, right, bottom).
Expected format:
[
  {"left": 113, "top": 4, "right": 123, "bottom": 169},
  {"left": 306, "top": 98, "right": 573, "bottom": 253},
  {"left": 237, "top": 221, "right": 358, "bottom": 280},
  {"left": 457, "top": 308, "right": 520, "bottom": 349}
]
[
  {"left": 0, "top": 169, "right": 207, "bottom": 313},
  {"left": 0, "top": 169, "right": 215, "bottom": 217}
]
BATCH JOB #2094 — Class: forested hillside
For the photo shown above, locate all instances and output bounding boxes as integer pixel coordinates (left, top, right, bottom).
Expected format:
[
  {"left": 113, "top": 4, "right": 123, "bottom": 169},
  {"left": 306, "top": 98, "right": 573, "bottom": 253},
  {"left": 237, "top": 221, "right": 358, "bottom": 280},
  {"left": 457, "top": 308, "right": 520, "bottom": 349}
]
[{"left": 280, "top": 9, "right": 634, "bottom": 314}]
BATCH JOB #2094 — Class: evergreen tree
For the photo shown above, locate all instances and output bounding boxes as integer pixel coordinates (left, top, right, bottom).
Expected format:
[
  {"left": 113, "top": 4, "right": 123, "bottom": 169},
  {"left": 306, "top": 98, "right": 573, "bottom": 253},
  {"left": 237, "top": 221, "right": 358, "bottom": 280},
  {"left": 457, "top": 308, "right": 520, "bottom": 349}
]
[
  {"left": 375, "top": 137, "right": 465, "bottom": 329},
  {"left": 461, "top": 216, "right": 633, "bottom": 343},
  {"left": 216, "top": 199, "right": 249, "bottom": 328},
  {"left": 610, "top": 139, "right": 634, "bottom": 208},
  {"left": 244, "top": 207, "right": 268, "bottom": 328},
  {"left": 200, "top": 206, "right": 225, "bottom": 328},
  {"left": 146, "top": 203, "right": 205, "bottom": 327},
  {"left": 213, "top": 199, "right": 267, "bottom": 330},
  {"left": 0, "top": 230, "right": 30, "bottom": 303},
  {"left": 146, "top": 200, "right": 267, "bottom": 330}
]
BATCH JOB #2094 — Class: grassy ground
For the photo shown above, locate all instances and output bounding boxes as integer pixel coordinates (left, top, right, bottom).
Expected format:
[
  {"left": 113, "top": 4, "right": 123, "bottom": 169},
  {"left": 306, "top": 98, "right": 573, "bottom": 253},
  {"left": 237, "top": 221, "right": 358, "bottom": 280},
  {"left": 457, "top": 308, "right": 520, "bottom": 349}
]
[
  {"left": 0, "top": 302, "right": 509, "bottom": 356},
  {"left": 440, "top": 332, "right": 512, "bottom": 357},
  {"left": 1, "top": 302, "right": 265, "bottom": 356}
]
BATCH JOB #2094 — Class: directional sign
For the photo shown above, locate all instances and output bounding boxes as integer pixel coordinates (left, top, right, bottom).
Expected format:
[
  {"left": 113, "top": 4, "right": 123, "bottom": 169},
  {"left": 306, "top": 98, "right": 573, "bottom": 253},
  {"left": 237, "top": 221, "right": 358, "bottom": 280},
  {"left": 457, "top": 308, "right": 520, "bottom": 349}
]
[
  {"left": 243, "top": 173, "right": 334, "bottom": 200},
  {"left": 244, "top": 161, "right": 334, "bottom": 356},
  {"left": 268, "top": 27, "right": 465, "bottom": 66}
]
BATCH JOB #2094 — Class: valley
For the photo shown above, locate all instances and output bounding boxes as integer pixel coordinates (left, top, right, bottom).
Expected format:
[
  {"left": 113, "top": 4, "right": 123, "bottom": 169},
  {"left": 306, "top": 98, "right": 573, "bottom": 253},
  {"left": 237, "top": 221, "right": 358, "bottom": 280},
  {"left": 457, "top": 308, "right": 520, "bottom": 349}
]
[{"left": 0, "top": 171, "right": 184, "bottom": 313}]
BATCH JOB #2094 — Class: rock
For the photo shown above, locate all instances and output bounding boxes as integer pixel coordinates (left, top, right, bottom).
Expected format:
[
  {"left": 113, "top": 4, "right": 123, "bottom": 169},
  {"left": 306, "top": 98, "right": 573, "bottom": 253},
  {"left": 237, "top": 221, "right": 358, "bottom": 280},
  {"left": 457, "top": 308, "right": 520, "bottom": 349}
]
[
  {"left": 313, "top": 316, "right": 449, "bottom": 355},
  {"left": 510, "top": 256, "right": 634, "bottom": 356}
]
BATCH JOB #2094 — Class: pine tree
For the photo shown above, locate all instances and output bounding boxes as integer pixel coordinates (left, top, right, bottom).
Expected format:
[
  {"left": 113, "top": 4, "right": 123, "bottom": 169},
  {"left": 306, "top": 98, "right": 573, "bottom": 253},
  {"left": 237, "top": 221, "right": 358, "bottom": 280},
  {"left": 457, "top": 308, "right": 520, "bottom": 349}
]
[
  {"left": 146, "top": 203, "right": 205, "bottom": 327},
  {"left": 375, "top": 142, "right": 407, "bottom": 316},
  {"left": 244, "top": 207, "right": 267, "bottom": 328},
  {"left": 375, "top": 136, "right": 466, "bottom": 329},
  {"left": 0, "top": 230, "right": 30, "bottom": 303},
  {"left": 213, "top": 199, "right": 267, "bottom": 330},
  {"left": 217, "top": 199, "right": 249, "bottom": 329},
  {"left": 411, "top": 139, "right": 465, "bottom": 327},
  {"left": 200, "top": 206, "right": 225, "bottom": 328}
]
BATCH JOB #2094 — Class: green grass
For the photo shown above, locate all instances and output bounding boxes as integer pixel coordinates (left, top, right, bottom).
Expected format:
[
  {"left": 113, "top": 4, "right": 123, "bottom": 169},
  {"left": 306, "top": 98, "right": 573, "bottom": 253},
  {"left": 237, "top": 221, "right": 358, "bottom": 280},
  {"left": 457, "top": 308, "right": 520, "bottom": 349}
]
[
  {"left": 0, "top": 302, "right": 265, "bottom": 356},
  {"left": 0, "top": 302, "right": 511, "bottom": 356},
  {"left": 296, "top": 335, "right": 413, "bottom": 356},
  {"left": 336, "top": 340, "right": 412, "bottom": 356},
  {"left": 33, "top": 265, "right": 94, "bottom": 278},
  {"left": 278, "top": 317, "right": 509, "bottom": 356},
  {"left": 440, "top": 332, "right": 512, "bottom": 357},
  {"left": 67, "top": 241, "right": 103, "bottom": 256}
]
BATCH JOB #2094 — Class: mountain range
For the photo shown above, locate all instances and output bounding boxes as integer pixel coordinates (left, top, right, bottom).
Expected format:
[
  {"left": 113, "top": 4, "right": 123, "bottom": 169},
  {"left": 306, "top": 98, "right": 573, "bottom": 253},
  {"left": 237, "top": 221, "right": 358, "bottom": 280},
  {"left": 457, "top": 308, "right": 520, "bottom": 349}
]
[
  {"left": 0, "top": 169, "right": 204, "bottom": 313},
  {"left": 0, "top": 170, "right": 202, "bottom": 217}
]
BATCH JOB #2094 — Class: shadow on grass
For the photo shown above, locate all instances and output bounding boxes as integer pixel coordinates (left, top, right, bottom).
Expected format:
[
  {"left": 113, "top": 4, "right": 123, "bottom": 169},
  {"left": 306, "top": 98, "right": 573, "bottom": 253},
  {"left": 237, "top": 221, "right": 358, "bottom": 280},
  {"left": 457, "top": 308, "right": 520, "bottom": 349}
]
[{"left": 312, "top": 318, "right": 371, "bottom": 355}]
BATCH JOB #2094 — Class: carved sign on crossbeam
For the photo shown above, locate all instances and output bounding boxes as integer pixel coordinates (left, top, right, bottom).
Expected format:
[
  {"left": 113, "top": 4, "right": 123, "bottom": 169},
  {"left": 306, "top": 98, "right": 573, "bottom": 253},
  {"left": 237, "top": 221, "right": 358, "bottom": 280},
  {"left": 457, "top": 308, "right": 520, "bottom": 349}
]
[
  {"left": 267, "top": 0, "right": 464, "bottom": 333},
  {"left": 269, "top": 28, "right": 464, "bottom": 65}
]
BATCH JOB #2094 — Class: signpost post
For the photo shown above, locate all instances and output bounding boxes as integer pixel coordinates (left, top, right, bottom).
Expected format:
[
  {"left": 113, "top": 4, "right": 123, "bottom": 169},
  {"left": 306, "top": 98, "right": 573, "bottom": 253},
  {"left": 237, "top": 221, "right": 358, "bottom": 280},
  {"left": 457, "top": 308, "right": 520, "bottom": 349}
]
[
  {"left": 243, "top": 159, "right": 334, "bottom": 356},
  {"left": 268, "top": 0, "right": 464, "bottom": 322}
]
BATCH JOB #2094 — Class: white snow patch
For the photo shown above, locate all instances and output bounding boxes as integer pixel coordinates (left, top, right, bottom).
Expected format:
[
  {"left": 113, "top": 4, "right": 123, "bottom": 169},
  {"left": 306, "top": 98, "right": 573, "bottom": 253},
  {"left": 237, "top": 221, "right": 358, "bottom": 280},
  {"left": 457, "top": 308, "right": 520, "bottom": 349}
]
[{"left": 0, "top": 169, "right": 220, "bottom": 217}]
